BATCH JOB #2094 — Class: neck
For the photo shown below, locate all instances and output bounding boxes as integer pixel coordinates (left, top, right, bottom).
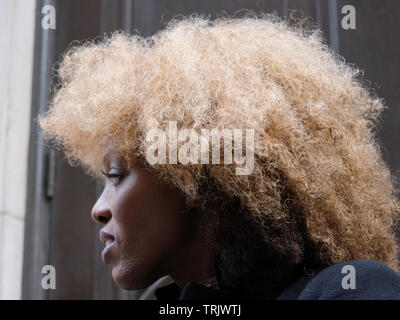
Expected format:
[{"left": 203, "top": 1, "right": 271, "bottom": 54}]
[{"left": 169, "top": 232, "right": 215, "bottom": 289}]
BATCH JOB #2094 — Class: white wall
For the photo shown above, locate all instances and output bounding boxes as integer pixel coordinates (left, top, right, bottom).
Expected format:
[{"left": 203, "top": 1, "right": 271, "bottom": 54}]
[{"left": 0, "top": 0, "right": 36, "bottom": 299}]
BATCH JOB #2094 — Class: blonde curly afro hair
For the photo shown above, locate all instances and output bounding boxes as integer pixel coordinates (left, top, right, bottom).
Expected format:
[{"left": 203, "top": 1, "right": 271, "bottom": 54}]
[{"left": 39, "top": 14, "right": 400, "bottom": 295}]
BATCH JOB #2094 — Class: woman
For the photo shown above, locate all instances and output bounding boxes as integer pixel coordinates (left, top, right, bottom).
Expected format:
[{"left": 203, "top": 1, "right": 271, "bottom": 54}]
[{"left": 39, "top": 15, "right": 400, "bottom": 299}]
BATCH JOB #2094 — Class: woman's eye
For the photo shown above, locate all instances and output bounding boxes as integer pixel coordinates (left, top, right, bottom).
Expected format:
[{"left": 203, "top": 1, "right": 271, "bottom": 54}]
[
  {"left": 101, "top": 170, "right": 123, "bottom": 186},
  {"left": 109, "top": 174, "right": 121, "bottom": 186}
]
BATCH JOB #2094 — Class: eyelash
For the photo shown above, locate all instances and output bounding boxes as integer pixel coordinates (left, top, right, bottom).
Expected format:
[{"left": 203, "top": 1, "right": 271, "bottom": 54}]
[{"left": 101, "top": 170, "right": 123, "bottom": 186}]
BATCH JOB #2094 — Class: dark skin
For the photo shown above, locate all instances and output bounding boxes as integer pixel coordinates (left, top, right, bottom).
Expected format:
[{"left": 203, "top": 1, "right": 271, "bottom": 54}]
[{"left": 91, "top": 147, "right": 215, "bottom": 290}]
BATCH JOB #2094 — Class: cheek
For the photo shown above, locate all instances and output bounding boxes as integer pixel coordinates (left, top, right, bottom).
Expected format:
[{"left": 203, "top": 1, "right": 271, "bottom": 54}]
[
  {"left": 108, "top": 180, "right": 168, "bottom": 256},
  {"left": 114, "top": 172, "right": 187, "bottom": 241},
  {"left": 108, "top": 195, "right": 197, "bottom": 289},
  {"left": 115, "top": 195, "right": 185, "bottom": 258},
  {"left": 109, "top": 169, "right": 191, "bottom": 269}
]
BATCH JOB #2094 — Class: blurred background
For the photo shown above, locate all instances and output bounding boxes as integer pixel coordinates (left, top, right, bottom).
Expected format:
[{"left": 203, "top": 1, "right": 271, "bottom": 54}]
[{"left": 0, "top": 0, "right": 399, "bottom": 299}]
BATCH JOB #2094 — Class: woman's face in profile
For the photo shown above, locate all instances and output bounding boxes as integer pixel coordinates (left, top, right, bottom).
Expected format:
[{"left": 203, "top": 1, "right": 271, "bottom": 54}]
[{"left": 91, "top": 148, "right": 199, "bottom": 290}]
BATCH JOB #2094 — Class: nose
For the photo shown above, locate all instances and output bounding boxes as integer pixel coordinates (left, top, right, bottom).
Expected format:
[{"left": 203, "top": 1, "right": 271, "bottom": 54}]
[{"left": 91, "top": 190, "right": 111, "bottom": 224}]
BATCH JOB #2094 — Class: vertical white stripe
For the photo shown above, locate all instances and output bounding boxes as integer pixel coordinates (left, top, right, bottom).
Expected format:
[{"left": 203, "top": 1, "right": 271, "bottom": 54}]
[{"left": 0, "top": 0, "right": 36, "bottom": 300}]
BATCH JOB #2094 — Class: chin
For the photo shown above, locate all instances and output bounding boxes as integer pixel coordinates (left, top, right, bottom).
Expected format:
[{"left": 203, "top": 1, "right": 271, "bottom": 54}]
[{"left": 111, "top": 260, "right": 160, "bottom": 290}]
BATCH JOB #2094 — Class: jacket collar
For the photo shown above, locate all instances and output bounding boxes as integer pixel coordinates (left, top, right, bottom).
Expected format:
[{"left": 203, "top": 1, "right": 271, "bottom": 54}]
[{"left": 155, "top": 281, "right": 234, "bottom": 300}]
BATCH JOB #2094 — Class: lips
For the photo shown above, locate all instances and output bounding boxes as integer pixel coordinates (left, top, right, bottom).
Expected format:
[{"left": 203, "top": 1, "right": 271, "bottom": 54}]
[{"left": 100, "top": 230, "right": 115, "bottom": 263}]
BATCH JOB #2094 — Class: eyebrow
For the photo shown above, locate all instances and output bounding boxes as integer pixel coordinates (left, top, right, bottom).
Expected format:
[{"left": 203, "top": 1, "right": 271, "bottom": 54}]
[{"left": 103, "top": 152, "right": 126, "bottom": 170}]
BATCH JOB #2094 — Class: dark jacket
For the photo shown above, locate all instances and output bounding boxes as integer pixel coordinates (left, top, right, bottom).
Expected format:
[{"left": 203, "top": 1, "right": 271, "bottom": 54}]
[{"left": 155, "top": 260, "right": 400, "bottom": 300}]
